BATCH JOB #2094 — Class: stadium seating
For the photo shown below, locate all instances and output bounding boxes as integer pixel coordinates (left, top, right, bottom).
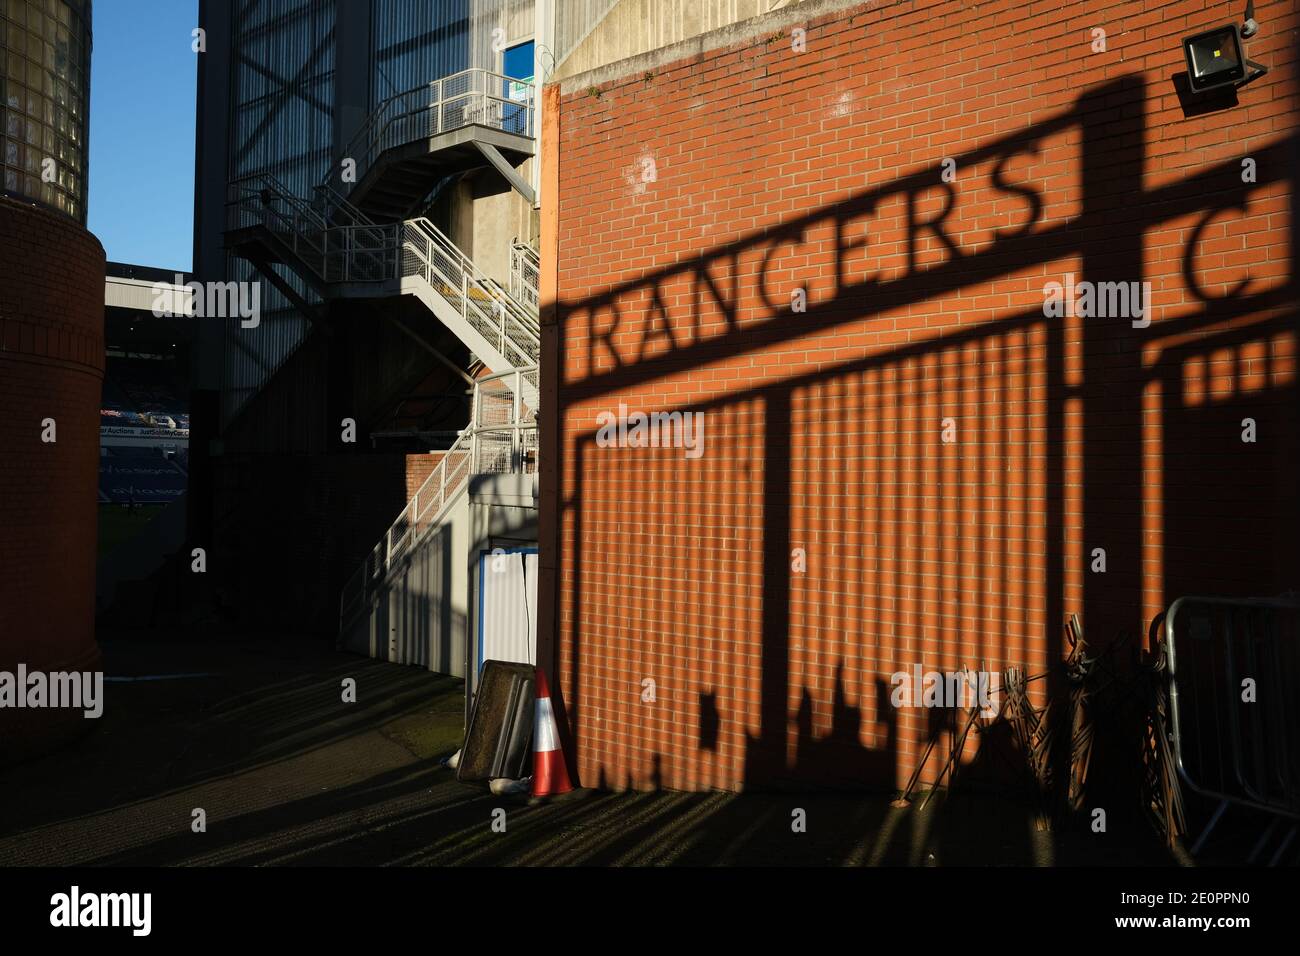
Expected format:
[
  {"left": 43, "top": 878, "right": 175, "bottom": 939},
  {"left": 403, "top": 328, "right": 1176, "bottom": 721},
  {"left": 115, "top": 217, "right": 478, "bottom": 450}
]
[{"left": 100, "top": 358, "right": 188, "bottom": 432}]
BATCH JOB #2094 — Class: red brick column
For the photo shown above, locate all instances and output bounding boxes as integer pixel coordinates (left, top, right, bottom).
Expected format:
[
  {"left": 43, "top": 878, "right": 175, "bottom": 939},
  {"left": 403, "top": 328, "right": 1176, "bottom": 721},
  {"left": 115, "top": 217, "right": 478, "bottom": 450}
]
[{"left": 0, "top": 197, "right": 106, "bottom": 763}]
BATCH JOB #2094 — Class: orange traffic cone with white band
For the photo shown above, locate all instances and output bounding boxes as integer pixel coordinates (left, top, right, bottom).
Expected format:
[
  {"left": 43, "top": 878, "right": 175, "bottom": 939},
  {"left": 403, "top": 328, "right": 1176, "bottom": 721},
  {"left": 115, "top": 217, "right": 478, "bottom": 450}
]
[{"left": 532, "top": 667, "right": 573, "bottom": 796}]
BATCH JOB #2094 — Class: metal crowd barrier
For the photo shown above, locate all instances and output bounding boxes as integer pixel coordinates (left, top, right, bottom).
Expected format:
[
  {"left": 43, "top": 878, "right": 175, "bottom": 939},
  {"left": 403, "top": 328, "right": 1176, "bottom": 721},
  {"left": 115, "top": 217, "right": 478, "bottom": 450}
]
[{"left": 1165, "top": 594, "right": 1300, "bottom": 863}]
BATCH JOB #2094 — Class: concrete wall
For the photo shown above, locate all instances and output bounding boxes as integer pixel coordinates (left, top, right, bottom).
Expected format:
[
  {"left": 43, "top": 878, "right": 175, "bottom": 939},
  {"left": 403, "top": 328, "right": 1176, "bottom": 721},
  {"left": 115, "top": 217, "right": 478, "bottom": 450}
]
[
  {"left": 552, "top": 0, "right": 802, "bottom": 80},
  {"left": 453, "top": 164, "right": 538, "bottom": 289},
  {"left": 541, "top": 0, "right": 1300, "bottom": 793},
  {"left": 483, "top": 169, "right": 537, "bottom": 281}
]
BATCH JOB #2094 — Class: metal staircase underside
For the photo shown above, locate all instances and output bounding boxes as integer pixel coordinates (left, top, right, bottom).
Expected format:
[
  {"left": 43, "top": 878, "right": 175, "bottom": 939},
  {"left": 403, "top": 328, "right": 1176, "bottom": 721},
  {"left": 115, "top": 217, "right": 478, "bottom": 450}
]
[
  {"left": 347, "top": 131, "right": 534, "bottom": 220},
  {"left": 322, "top": 68, "right": 536, "bottom": 220}
]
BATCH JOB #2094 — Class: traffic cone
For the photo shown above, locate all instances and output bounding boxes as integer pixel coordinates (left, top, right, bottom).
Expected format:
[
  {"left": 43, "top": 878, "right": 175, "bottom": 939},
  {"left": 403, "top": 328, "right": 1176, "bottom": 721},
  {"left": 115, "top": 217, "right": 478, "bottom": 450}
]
[{"left": 532, "top": 667, "right": 573, "bottom": 796}]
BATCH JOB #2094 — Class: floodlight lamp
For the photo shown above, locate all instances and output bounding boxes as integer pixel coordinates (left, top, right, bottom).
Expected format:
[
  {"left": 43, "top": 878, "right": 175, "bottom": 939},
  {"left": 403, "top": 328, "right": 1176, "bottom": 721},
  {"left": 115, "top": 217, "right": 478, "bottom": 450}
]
[
  {"left": 1183, "top": 24, "right": 1247, "bottom": 92},
  {"left": 1182, "top": 2, "right": 1269, "bottom": 94}
]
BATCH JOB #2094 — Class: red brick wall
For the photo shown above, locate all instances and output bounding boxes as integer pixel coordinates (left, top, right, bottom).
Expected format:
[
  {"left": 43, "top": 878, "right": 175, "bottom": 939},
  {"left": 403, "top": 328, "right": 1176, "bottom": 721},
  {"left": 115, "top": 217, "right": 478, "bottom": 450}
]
[
  {"left": 0, "top": 197, "right": 105, "bottom": 762},
  {"left": 405, "top": 452, "right": 447, "bottom": 501},
  {"left": 545, "top": 0, "right": 1299, "bottom": 792}
]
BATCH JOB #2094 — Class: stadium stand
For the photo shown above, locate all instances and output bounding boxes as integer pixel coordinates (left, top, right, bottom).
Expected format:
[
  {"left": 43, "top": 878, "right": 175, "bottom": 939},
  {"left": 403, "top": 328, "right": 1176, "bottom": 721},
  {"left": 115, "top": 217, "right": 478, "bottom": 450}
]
[{"left": 100, "top": 355, "right": 189, "bottom": 503}]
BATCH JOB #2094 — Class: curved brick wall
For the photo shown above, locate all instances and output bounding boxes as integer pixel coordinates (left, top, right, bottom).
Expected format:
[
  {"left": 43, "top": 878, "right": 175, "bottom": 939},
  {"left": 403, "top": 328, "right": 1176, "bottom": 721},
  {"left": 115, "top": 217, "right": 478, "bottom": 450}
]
[{"left": 0, "top": 197, "right": 105, "bottom": 764}]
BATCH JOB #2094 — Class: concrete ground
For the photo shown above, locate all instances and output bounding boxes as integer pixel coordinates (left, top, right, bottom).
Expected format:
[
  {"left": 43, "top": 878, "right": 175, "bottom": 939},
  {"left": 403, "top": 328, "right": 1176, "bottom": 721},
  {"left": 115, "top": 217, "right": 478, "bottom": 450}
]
[{"left": 0, "top": 634, "right": 1199, "bottom": 866}]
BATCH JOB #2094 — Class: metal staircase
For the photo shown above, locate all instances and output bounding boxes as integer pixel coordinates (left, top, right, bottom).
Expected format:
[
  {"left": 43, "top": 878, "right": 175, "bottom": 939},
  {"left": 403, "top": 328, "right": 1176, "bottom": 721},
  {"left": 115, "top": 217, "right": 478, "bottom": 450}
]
[
  {"left": 223, "top": 69, "right": 543, "bottom": 664},
  {"left": 338, "top": 365, "right": 539, "bottom": 644},
  {"left": 227, "top": 175, "right": 539, "bottom": 408},
  {"left": 321, "top": 68, "right": 536, "bottom": 220}
]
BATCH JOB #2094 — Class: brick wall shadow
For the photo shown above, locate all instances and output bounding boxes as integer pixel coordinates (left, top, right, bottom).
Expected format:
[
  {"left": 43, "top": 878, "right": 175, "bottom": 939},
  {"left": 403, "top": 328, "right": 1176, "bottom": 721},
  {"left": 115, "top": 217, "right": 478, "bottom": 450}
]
[{"left": 547, "top": 64, "right": 1299, "bottom": 851}]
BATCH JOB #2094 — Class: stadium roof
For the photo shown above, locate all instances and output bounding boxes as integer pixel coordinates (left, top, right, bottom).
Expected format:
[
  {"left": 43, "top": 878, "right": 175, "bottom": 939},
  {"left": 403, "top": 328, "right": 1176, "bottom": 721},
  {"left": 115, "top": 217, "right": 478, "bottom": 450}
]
[{"left": 105, "top": 262, "right": 194, "bottom": 315}]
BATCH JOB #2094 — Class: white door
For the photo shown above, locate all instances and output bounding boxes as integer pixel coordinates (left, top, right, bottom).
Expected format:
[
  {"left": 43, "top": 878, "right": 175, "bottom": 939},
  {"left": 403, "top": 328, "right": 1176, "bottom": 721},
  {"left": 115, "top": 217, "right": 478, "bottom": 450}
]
[{"left": 476, "top": 548, "right": 538, "bottom": 682}]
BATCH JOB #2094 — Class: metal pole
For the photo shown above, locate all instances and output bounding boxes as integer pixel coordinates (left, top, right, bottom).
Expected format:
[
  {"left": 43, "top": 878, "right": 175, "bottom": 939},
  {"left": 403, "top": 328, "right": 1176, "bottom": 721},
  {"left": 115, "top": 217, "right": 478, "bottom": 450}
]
[{"left": 513, "top": 371, "right": 523, "bottom": 470}]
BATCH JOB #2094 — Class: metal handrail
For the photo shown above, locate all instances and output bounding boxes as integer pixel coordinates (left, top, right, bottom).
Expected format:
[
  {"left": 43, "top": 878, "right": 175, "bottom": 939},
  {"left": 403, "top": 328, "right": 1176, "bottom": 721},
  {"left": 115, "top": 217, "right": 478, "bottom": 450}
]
[
  {"left": 227, "top": 172, "right": 331, "bottom": 265},
  {"left": 229, "top": 171, "right": 329, "bottom": 228},
  {"left": 228, "top": 178, "right": 538, "bottom": 369},
  {"left": 338, "top": 365, "right": 539, "bottom": 632},
  {"left": 510, "top": 238, "right": 540, "bottom": 310},
  {"left": 321, "top": 68, "right": 536, "bottom": 198},
  {"left": 399, "top": 217, "right": 540, "bottom": 366}
]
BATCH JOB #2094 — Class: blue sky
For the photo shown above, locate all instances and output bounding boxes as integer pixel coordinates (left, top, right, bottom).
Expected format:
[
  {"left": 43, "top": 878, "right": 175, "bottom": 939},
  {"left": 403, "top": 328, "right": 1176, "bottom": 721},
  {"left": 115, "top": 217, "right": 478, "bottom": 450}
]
[{"left": 87, "top": 0, "right": 198, "bottom": 273}]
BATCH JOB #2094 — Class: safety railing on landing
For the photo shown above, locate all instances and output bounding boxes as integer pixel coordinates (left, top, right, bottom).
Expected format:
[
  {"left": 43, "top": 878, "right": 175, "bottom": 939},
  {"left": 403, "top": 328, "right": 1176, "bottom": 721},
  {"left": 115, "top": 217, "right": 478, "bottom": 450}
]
[
  {"left": 226, "top": 172, "right": 332, "bottom": 276},
  {"left": 320, "top": 68, "right": 536, "bottom": 199},
  {"left": 338, "top": 365, "right": 539, "bottom": 633}
]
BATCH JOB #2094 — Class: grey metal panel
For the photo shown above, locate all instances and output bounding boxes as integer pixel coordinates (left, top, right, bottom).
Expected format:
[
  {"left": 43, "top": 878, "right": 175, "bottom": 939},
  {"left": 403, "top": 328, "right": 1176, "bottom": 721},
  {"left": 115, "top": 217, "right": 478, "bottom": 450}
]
[
  {"left": 193, "top": 0, "right": 234, "bottom": 393},
  {"left": 371, "top": 0, "right": 471, "bottom": 102},
  {"left": 218, "top": 265, "right": 320, "bottom": 434},
  {"left": 222, "top": 0, "right": 337, "bottom": 425},
  {"left": 229, "top": 0, "right": 335, "bottom": 187},
  {"left": 339, "top": 593, "right": 375, "bottom": 658},
  {"left": 104, "top": 276, "right": 193, "bottom": 314},
  {"left": 478, "top": 549, "right": 537, "bottom": 672},
  {"left": 370, "top": 491, "right": 470, "bottom": 677},
  {"left": 372, "top": 0, "right": 533, "bottom": 106}
]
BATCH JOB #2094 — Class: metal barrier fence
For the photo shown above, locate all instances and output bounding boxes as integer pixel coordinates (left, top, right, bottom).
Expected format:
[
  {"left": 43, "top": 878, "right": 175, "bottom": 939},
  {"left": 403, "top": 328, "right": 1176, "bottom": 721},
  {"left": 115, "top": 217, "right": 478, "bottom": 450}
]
[{"left": 1165, "top": 594, "right": 1300, "bottom": 861}]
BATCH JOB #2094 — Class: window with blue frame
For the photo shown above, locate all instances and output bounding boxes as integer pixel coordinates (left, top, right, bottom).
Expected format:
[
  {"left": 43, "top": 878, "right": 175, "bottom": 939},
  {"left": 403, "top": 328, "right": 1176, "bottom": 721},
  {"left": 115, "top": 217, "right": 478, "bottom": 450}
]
[{"left": 501, "top": 40, "right": 533, "bottom": 135}]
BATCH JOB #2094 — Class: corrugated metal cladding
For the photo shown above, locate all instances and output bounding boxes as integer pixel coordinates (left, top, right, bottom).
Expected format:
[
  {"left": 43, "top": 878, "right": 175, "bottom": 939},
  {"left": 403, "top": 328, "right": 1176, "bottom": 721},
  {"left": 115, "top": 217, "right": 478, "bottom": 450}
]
[
  {"left": 372, "top": 0, "right": 470, "bottom": 101},
  {"left": 219, "top": 0, "right": 540, "bottom": 427},
  {"left": 372, "top": 0, "right": 533, "bottom": 105},
  {"left": 222, "top": 0, "right": 336, "bottom": 425},
  {"left": 473, "top": 549, "right": 538, "bottom": 693}
]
